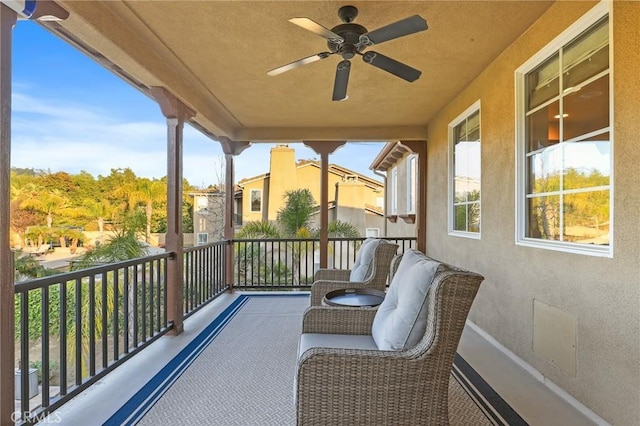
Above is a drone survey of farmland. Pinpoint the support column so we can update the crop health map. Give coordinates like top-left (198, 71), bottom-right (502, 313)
top-left (219, 137), bottom-right (250, 291)
top-left (304, 141), bottom-right (345, 268)
top-left (150, 87), bottom-right (194, 335)
top-left (400, 141), bottom-right (427, 254)
top-left (0, 6), bottom-right (16, 425)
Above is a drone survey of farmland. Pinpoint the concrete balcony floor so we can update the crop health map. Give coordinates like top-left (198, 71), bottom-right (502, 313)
top-left (44, 291), bottom-right (597, 426)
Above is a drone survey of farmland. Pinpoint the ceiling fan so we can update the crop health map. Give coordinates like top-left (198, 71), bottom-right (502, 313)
top-left (267, 5), bottom-right (428, 101)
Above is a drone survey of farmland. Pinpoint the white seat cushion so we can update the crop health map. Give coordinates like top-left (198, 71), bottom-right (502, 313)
top-left (349, 238), bottom-right (385, 282)
top-left (371, 249), bottom-right (442, 351)
top-left (298, 333), bottom-right (379, 359)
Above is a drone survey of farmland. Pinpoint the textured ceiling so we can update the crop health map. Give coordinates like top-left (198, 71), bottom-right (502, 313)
top-left (52, 1), bottom-right (554, 142)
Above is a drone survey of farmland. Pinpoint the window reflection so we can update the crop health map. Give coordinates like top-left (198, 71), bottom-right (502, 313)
top-left (527, 196), bottom-right (560, 240)
top-left (563, 191), bottom-right (609, 244)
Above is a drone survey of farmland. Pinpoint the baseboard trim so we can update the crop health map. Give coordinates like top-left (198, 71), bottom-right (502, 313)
top-left (465, 320), bottom-right (611, 426)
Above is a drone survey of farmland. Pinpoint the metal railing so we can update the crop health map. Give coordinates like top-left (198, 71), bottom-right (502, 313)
top-left (11, 236), bottom-right (414, 423)
top-left (233, 237), bottom-right (416, 289)
top-left (13, 253), bottom-right (171, 425)
top-left (183, 241), bottom-right (228, 318)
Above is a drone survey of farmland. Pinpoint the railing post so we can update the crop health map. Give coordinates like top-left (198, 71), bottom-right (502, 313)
top-left (303, 141), bottom-right (346, 268)
top-left (219, 138), bottom-right (250, 291)
top-left (151, 87), bottom-right (195, 335)
top-left (0, 5), bottom-right (16, 425)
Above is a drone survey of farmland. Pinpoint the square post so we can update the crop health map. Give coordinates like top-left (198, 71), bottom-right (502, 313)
top-left (304, 141), bottom-right (345, 268)
top-left (219, 138), bottom-right (250, 291)
top-left (0, 6), bottom-right (16, 425)
top-left (150, 87), bottom-right (194, 335)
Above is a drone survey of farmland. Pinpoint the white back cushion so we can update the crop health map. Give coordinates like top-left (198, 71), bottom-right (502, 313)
top-left (371, 249), bottom-right (441, 351)
top-left (349, 238), bottom-right (383, 282)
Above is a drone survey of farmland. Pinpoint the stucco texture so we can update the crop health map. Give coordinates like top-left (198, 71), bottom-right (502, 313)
top-left (425, 2), bottom-right (639, 424)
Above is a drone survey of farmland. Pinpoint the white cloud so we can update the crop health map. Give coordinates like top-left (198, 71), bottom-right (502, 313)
top-left (10, 91), bottom-right (386, 188)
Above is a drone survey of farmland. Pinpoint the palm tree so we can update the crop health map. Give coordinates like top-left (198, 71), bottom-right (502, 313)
top-left (18, 184), bottom-right (70, 228)
top-left (83, 198), bottom-right (116, 235)
top-left (277, 189), bottom-right (315, 236)
top-left (127, 179), bottom-right (167, 243)
top-left (69, 229), bottom-right (147, 376)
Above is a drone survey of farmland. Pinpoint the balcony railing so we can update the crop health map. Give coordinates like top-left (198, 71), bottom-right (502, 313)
top-left (12, 236), bottom-right (413, 423)
top-left (183, 241), bottom-right (228, 318)
top-left (233, 237), bottom-right (416, 289)
top-left (14, 253), bottom-right (171, 424)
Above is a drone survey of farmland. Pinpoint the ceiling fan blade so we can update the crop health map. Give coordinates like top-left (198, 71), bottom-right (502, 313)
top-left (362, 51), bottom-right (422, 82)
top-left (360, 15), bottom-right (428, 46)
top-left (332, 60), bottom-right (351, 101)
top-left (267, 52), bottom-right (332, 76)
top-left (289, 17), bottom-right (344, 43)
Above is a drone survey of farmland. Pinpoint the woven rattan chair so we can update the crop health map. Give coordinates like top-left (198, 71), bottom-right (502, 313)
top-left (309, 240), bottom-right (399, 306)
top-left (296, 252), bottom-right (484, 425)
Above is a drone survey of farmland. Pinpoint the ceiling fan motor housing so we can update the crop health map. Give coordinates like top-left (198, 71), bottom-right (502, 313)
top-left (328, 23), bottom-right (368, 59)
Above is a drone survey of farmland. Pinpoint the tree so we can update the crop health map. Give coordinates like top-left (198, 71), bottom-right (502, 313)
top-left (117, 178), bottom-right (167, 243)
top-left (18, 184), bottom-right (70, 228)
top-left (82, 198), bottom-right (116, 235)
top-left (277, 189), bottom-right (315, 236)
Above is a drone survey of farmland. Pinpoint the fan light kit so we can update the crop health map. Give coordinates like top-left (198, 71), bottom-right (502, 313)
top-left (268, 5), bottom-right (428, 101)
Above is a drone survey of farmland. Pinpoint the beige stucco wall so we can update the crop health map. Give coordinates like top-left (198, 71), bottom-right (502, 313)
top-left (425, 2), bottom-right (639, 424)
top-left (241, 179), bottom-right (266, 223)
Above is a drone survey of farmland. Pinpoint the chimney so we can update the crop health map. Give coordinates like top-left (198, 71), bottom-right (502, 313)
top-left (268, 144), bottom-right (298, 221)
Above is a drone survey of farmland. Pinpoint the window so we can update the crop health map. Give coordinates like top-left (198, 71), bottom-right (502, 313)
top-left (196, 233), bottom-right (208, 245)
top-left (250, 189), bottom-right (262, 213)
top-left (390, 167), bottom-right (398, 215)
top-left (449, 101), bottom-right (481, 237)
top-left (196, 196), bottom-right (208, 212)
top-left (365, 228), bottom-right (380, 238)
top-left (516, 5), bottom-right (610, 256)
top-left (406, 155), bottom-right (417, 214)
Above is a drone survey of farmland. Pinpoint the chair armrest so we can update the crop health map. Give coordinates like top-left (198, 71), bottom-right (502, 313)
top-left (314, 268), bottom-right (351, 281)
top-left (309, 280), bottom-right (370, 306)
top-left (302, 306), bottom-right (377, 335)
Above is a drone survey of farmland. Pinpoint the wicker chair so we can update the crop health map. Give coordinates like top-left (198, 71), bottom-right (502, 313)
top-left (309, 240), bottom-right (399, 306)
top-left (296, 252), bottom-right (484, 425)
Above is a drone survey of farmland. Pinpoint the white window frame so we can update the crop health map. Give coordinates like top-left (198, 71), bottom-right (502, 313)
top-left (406, 155), bottom-right (417, 214)
top-left (515, 1), bottom-right (612, 257)
top-left (365, 228), bottom-right (380, 238)
top-left (390, 166), bottom-right (398, 215)
top-left (196, 232), bottom-right (208, 245)
top-left (249, 189), bottom-right (262, 213)
top-left (448, 100), bottom-right (481, 239)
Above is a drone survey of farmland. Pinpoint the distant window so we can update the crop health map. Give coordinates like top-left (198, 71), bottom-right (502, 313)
top-left (406, 155), bottom-right (417, 213)
top-left (516, 7), bottom-right (611, 256)
top-left (365, 228), bottom-right (380, 238)
top-left (449, 102), bottom-right (481, 237)
top-left (196, 196), bottom-right (208, 210)
top-left (250, 189), bottom-right (262, 212)
top-left (196, 233), bottom-right (208, 245)
top-left (390, 167), bottom-right (398, 215)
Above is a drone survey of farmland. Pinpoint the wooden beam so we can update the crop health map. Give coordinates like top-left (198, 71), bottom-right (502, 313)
top-left (0, 6), bottom-right (17, 425)
top-left (399, 140), bottom-right (427, 254)
top-left (150, 87), bottom-right (194, 335)
top-left (303, 141), bottom-right (345, 268)
top-left (218, 137), bottom-right (250, 291)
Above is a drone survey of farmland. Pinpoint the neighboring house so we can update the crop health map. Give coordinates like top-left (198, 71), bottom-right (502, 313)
top-left (190, 189), bottom-right (225, 245)
top-left (370, 142), bottom-right (418, 238)
top-left (235, 145), bottom-right (384, 236)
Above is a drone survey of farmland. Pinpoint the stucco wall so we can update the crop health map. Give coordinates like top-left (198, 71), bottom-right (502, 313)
top-left (425, 1), bottom-right (639, 424)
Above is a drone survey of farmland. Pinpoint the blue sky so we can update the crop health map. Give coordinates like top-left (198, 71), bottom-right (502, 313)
top-left (11, 21), bottom-right (386, 188)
